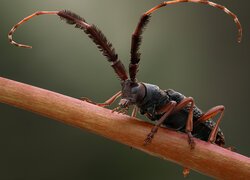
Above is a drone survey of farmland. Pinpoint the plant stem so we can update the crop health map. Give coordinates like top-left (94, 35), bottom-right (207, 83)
top-left (0, 77), bottom-right (249, 179)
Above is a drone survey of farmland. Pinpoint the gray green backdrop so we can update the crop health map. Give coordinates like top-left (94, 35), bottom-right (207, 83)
top-left (0, 0), bottom-right (249, 179)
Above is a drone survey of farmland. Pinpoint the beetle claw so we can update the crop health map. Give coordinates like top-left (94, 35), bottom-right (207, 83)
top-left (112, 106), bottom-right (129, 115)
top-left (112, 106), bottom-right (120, 113)
top-left (187, 132), bottom-right (195, 150)
top-left (80, 97), bottom-right (107, 107)
top-left (80, 97), bottom-right (97, 104)
top-left (144, 132), bottom-right (154, 146)
top-left (183, 167), bottom-right (190, 177)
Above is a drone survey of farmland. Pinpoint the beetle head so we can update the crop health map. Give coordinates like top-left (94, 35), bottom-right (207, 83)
top-left (119, 80), bottom-right (145, 108)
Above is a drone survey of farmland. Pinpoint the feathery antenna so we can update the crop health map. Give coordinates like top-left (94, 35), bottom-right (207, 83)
top-left (129, 0), bottom-right (242, 81)
top-left (8, 10), bottom-right (128, 81)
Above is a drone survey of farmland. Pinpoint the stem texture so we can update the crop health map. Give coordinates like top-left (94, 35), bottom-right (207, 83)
top-left (0, 77), bottom-right (249, 179)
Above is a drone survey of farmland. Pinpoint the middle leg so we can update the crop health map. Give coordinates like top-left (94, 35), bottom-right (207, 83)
top-left (174, 97), bottom-right (195, 149)
top-left (144, 101), bottom-right (177, 145)
top-left (173, 97), bottom-right (195, 177)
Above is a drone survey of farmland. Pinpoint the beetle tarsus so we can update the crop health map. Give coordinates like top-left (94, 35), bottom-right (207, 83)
top-left (187, 132), bottom-right (195, 150)
top-left (80, 97), bottom-right (97, 104)
top-left (183, 167), bottom-right (190, 178)
top-left (112, 105), bottom-right (129, 115)
top-left (144, 133), bottom-right (154, 146)
top-left (118, 107), bottom-right (129, 114)
top-left (80, 97), bottom-right (106, 107)
top-left (112, 106), bottom-right (120, 113)
top-left (144, 127), bottom-right (158, 146)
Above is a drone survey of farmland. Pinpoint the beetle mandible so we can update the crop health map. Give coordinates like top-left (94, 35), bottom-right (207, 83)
top-left (8, 0), bottom-right (242, 176)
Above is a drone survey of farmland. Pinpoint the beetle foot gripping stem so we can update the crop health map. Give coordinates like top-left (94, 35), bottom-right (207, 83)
top-left (144, 126), bottom-right (158, 146)
top-left (187, 132), bottom-right (195, 150)
top-left (80, 97), bottom-right (96, 103)
top-left (80, 97), bottom-right (98, 105)
top-left (144, 132), bottom-right (155, 145)
top-left (80, 97), bottom-right (106, 107)
top-left (183, 167), bottom-right (190, 178)
top-left (112, 106), bottom-right (129, 115)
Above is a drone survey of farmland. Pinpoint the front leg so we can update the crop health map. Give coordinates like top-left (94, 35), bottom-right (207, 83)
top-left (131, 106), bottom-right (138, 117)
top-left (80, 91), bottom-right (121, 107)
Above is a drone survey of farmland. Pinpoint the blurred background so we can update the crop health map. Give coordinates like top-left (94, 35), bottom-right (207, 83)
top-left (0, 0), bottom-right (249, 179)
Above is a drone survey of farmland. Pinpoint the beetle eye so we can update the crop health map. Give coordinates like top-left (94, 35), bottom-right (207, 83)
top-left (131, 86), bottom-right (138, 94)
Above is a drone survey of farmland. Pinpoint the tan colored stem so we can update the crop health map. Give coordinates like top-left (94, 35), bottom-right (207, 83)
top-left (0, 77), bottom-right (249, 179)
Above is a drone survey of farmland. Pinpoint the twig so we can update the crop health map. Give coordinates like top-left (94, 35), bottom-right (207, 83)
top-left (0, 76), bottom-right (249, 179)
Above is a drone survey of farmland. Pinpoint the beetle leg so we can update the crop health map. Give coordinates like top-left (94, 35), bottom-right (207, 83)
top-left (196, 105), bottom-right (225, 143)
top-left (173, 97), bottom-right (195, 176)
top-left (80, 91), bottom-right (121, 107)
top-left (112, 106), bottom-right (121, 113)
top-left (183, 167), bottom-right (190, 177)
top-left (112, 105), bottom-right (129, 115)
top-left (144, 101), bottom-right (176, 145)
top-left (117, 106), bottom-right (129, 114)
top-left (173, 97), bottom-right (195, 149)
top-left (131, 106), bottom-right (138, 117)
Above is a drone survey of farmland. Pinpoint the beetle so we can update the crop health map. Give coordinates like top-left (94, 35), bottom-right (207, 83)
top-left (8, 0), bottom-right (242, 176)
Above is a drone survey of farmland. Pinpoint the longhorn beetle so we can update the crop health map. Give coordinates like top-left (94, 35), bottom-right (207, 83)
top-left (8, 0), bottom-right (242, 176)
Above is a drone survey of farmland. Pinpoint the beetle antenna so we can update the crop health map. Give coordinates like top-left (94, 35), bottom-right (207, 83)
top-left (8, 10), bottom-right (128, 81)
top-left (129, 0), bottom-right (242, 81)
top-left (8, 11), bottom-right (59, 48)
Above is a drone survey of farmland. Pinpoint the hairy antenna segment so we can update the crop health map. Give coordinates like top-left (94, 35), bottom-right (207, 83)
top-left (129, 0), bottom-right (242, 81)
top-left (58, 10), bottom-right (118, 63)
top-left (145, 1), bottom-right (242, 43)
top-left (8, 10), bottom-right (128, 81)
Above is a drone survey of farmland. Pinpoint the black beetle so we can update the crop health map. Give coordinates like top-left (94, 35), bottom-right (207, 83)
top-left (8, 0), bottom-right (242, 176)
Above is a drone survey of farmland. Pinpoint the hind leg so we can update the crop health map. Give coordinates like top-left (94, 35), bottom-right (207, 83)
top-left (181, 106), bottom-right (225, 177)
top-left (196, 105), bottom-right (225, 143)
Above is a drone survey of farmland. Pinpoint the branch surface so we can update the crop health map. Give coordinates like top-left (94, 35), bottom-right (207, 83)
top-left (0, 77), bottom-right (249, 179)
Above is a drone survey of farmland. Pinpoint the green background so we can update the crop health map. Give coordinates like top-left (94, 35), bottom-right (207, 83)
top-left (0, 0), bottom-right (249, 179)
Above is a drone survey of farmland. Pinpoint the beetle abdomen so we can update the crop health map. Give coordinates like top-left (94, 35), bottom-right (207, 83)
top-left (193, 120), bottom-right (225, 146)
top-left (164, 89), bottom-right (225, 146)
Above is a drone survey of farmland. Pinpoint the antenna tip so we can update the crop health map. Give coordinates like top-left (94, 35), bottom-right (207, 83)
top-left (9, 39), bottom-right (33, 48)
top-left (15, 44), bottom-right (33, 49)
top-left (237, 36), bottom-right (242, 43)
top-left (23, 45), bottom-right (33, 49)
top-left (237, 29), bottom-right (242, 43)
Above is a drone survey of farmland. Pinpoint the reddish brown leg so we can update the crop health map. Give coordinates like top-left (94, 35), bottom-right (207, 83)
top-left (183, 167), bottom-right (190, 178)
top-left (174, 97), bottom-right (195, 149)
top-left (80, 91), bottom-right (121, 107)
top-left (181, 105), bottom-right (224, 177)
top-left (144, 101), bottom-right (177, 145)
top-left (131, 106), bottom-right (138, 117)
top-left (196, 105), bottom-right (225, 143)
